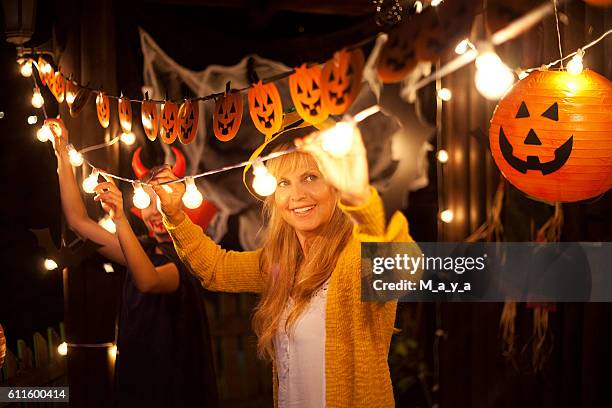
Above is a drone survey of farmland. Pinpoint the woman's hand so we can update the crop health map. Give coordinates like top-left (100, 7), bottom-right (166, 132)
top-left (45, 118), bottom-right (69, 158)
top-left (297, 123), bottom-right (371, 206)
top-left (93, 175), bottom-right (126, 222)
top-left (150, 168), bottom-right (186, 224)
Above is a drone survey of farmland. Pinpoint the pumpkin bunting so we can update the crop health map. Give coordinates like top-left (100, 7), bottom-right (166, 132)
top-left (248, 81), bottom-right (283, 137)
top-left (213, 91), bottom-right (243, 141)
top-left (141, 98), bottom-right (159, 141)
top-left (118, 95), bottom-right (133, 133)
top-left (65, 79), bottom-right (78, 109)
top-left (159, 101), bottom-right (179, 144)
top-left (378, 19), bottom-right (421, 83)
top-left (489, 69), bottom-right (612, 203)
top-left (96, 92), bottom-right (110, 129)
top-left (178, 99), bottom-right (199, 144)
top-left (321, 49), bottom-right (365, 114)
top-left (50, 72), bottom-right (65, 103)
top-left (289, 64), bottom-right (329, 124)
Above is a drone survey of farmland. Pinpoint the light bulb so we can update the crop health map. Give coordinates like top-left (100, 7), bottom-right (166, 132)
top-left (109, 344), bottom-right (118, 359)
top-left (436, 149), bottom-right (449, 163)
top-left (437, 88), bottom-right (452, 101)
top-left (20, 60), bottom-right (33, 77)
top-left (320, 121), bottom-right (355, 157)
top-left (42, 62), bottom-right (52, 74)
top-left (252, 162), bottom-right (277, 197)
top-left (474, 51), bottom-right (514, 100)
top-left (82, 169), bottom-right (99, 194)
top-left (566, 49), bottom-right (584, 75)
top-left (120, 132), bottom-right (136, 145)
top-left (440, 209), bottom-right (454, 223)
top-left (132, 182), bottom-right (151, 209)
top-left (66, 90), bottom-right (76, 105)
top-left (27, 115), bottom-right (38, 125)
top-left (67, 145), bottom-right (84, 167)
top-left (44, 258), bottom-right (58, 270)
top-left (36, 125), bottom-right (53, 142)
top-left (57, 342), bottom-right (68, 356)
top-left (431, 0), bottom-right (443, 6)
top-left (455, 39), bottom-right (469, 55)
top-left (182, 177), bottom-right (204, 209)
top-left (31, 88), bottom-right (44, 108)
top-left (413, 1), bottom-right (423, 13)
top-left (98, 215), bottom-right (116, 233)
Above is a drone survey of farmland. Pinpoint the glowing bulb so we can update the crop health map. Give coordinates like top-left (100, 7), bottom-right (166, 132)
top-left (182, 177), bottom-right (204, 209)
top-left (436, 149), bottom-right (449, 163)
top-left (27, 115), bottom-right (38, 125)
top-left (566, 49), bottom-right (584, 75)
top-left (66, 90), bottom-right (76, 105)
top-left (440, 209), bottom-right (454, 223)
top-left (431, 0), bottom-right (443, 6)
top-left (474, 51), bottom-right (514, 100)
top-left (57, 342), bottom-right (68, 356)
top-left (437, 88), bottom-right (452, 101)
top-left (120, 132), bottom-right (136, 145)
top-left (98, 215), bottom-right (116, 233)
top-left (320, 121), bottom-right (355, 157)
top-left (36, 125), bottom-right (53, 142)
top-left (132, 182), bottom-right (151, 209)
top-left (44, 258), bottom-right (58, 270)
top-left (455, 39), bottom-right (469, 55)
top-left (252, 162), bottom-right (277, 197)
top-left (82, 169), bottom-right (99, 194)
top-left (42, 62), bottom-right (52, 75)
top-left (414, 0), bottom-right (423, 13)
top-left (518, 70), bottom-right (529, 80)
top-left (67, 145), bottom-right (84, 167)
top-left (31, 88), bottom-right (44, 108)
top-left (109, 344), bottom-right (117, 359)
top-left (20, 60), bottom-right (33, 77)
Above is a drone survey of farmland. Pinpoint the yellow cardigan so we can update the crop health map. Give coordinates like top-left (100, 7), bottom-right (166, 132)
top-left (163, 188), bottom-right (414, 407)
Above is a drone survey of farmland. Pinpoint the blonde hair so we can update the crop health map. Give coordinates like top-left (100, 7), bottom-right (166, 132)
top-left (252, 145), bottom-right (354, 360)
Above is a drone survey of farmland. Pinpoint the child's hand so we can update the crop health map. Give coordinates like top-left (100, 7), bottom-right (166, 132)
top-left (94, 175), bottom-right (126, 222)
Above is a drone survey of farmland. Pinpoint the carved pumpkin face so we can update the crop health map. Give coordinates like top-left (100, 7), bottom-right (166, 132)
top-left (51, 72), bottom-right (65, 103)
top-left (289, 64), bottom-right (329, 124)
top-left (489, 69), bottom-right (612, 202)
top-left (118, 96), bottom-right (132, 133)
top-left (141, 100), bottom-right (159, 141)
top-left (178, 100), bottom-right (199, 144)
top-left (321, 49), bottom-right (364, 114)
top-left (213, 91), bottom-right (243, 141)
top-left (378, 20), bottom-right (420, 83)
top-left (96, 92), bottom-right (110, 129)
top-left (248, 81), bottom-right (283, 137)
top-left (160, 101), bottom-right (179, 144)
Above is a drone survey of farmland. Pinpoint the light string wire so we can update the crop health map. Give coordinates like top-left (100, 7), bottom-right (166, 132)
top-left (553, 0), bottom-right (564, 70)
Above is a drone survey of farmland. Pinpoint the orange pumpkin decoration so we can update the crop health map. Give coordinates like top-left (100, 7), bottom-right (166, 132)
top-left (489, 69), bottom-right (612, 203)
top-left (378, 19), bottom-right (421, 83)
top-left (160, 101), bottom-right (179, 144)
top-left (213, 91), bottom-right (243, 141)
top-left (248, 81), bottom-right (283, 137)
top-left (321, 49), bottom-right (364, 114)
top-left (118, 95), bottom-right (132, 133)
top-left (96, 92), bottom-right (110, 129)
top-left (178, 99), bottom-right (199, 144)
top-left (289, 64), bottom-right (329, 124)
top-left (51, 72), bottom-right (65, 103)
top-left (0, 323), bottom-right (5, 368)
top-left (65, 80), bottom-right (78, 109)
top-left (141, 99), bottom-right (159, 141)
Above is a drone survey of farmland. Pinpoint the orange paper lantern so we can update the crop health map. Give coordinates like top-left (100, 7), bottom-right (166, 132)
top-left (160, 101), bottom-right (179, 144)
top-left (289, 64), bottom-right (329, 124)
top-left (118, 95), bottom-right (132, 133)
top-left (321, 48), bottom-right (364, 115)
top-left (248, 81), bottom-right (283, 137)
top-left (96, 92), bottom-right (110, 129)
top-left (177, 99), bottom-right (199, 144)
top-left (141, 99), bottom-right (159, 141)
top-left (489, 69), bottom-right (612, 202)
top-left (213, 91), bottom-right (243, 141)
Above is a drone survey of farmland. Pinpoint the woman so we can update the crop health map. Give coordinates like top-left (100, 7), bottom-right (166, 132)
top-left (153, 126), bottom-right (417, 407)
top-left (47, 118), bottom-right (218, 407)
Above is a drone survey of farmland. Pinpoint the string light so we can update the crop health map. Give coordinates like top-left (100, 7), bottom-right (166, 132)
top-left (82, 169), bottom-right (100, 194)
top-left (252, 161), bottom-right (277, 197)
top-left (437, 88), bottom-right (452, 101)
top-left (320, 121), bottom-right (355, 157)
top-left (31, 87), bottom-right (44, 108)
top-left (182, 177), bottom-right (204, 209)
top-left (36, 125), bottom-right (53, 142)
top-left (518, 70), bottom-right (529, 80)
top-left (44, 258), bottom-right (59, 270)
top-left (440, 209), bottom-right (454, 223)
top-left (98, 215), bottom-right (116, 233)
top-left (566, 48), bottom-right (584, 75)
top-left (20, 60), bottom-right (33, 77)
top-left (414, 1), bottom-right (423, 13)
top-left (431, 0), bottom-right (443, 7)
top-left (27, 115), bottom-right (38, 125)
top-left (57, 342), bottom-right (68, 356)
top-left (455, 39), bottom-right (470, 55)
top-left (436, 149), bottom-right (449, 163)
top-left (120, 132), bottom-right (136, 145)
top-left (109, 344), bottom-right (118, 359)
top-left (41, 61), bottom-right (52, 75)
top-left (66, 88), bottom-right (76, 105)
top-left (132, 182), bottom-right (151, 209)
top-left (474, 48), bottom-right (515, 100)
top-left (67, 144), bottom-right (84, 167)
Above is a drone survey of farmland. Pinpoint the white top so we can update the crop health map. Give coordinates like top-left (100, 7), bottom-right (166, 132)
top-left (274, 280), bottom-right (330, 408)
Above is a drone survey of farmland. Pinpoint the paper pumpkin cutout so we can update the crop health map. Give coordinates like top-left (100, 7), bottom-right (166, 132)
top-left (141, 99), bottom-right (159, 141)
top-left (159, 101), bottom-right (179, 144)
top-left (489, 69), bottom-right (612, 202)
top-left (96, 92), bottom-right (110, 129)
top-left (248, 81), bottom-right (283, 137)
top-left (51, 72), bottom-right (65, 103)
top-left (378, 20), bottom-right (421, 83)
top-left (289, 64), bottom-right (329, 124)
top-left (321, 48), bottom-right (364, 114)
top-left (178, 99), bottom-right (199, 144)
top-left (213, 91), bottom-right (243, 141)
top-left (118, 95), bottom-right (132, 133)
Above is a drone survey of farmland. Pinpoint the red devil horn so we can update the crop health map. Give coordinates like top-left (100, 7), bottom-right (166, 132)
top-left (131, 147), bottom-right (151, 180)
top-left (171, 147), bottom-right (186, 178)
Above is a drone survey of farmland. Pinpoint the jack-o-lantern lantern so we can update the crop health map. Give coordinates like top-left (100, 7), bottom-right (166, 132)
top-left (96, 92), bottom-right (110, 129)
top-left (489, 69), bottom-right (612, 203)
top-left (248, 81), bottom-right (283, 137)
top-left (178, 99), bottom-right (199, 144)
top-left (378, 19), bottom-right (420, 83)
top-left (0, 323), bottom-right (5, 368)
top-left (289, 64), bottom-right (329, 124)
top-left (51, 72), bottom-right (65, 103)
top-left (118, 95), bottom-right (132, 133)
top-left (141, 99), bottom-right (159, 141)
top-left (213, 91), bottom-right (243, 141)
top-left (160, 101), bottom-right (179, 144)
top-left (321, 48), bottom-right (364, 114)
